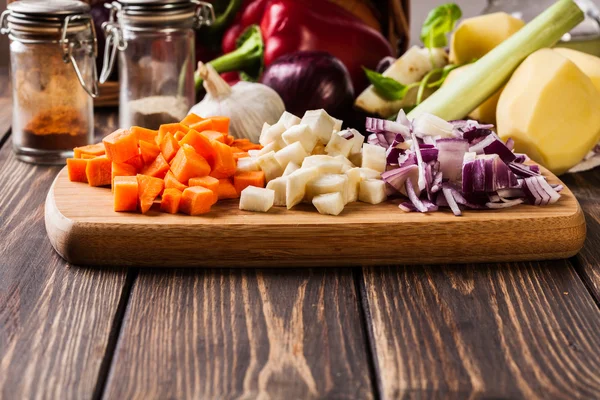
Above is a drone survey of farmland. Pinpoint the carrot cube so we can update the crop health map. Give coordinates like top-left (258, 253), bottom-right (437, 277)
top-left (67, 158), bottom-right (89, 183)
top-left (181, 113), bottom-right (204, 126)
top-left (113, 176), bottom-right (139, 212)
top-left (74, 143), bottom-right (105, 159)
top-left (103, 129), bottom-right (139, 163)
top-left (189, 119), bottom-right (213, 132)
top-left (209, 140), bottom-right (236, 179)
top-left (159, 132), bottom-right (181, 162)
top-left (200, 130), bottom-right (226, 143)
top-left (217, 178), bottom-right (239, 200)
top-left (234, 170), bottom-right (266, 193)
top-left (179, 129), bottom-right (216, 168)
top-left (85, 155), bottom-right (112, 187)
top-left (164, 170), bottom-right (188, 192)
top-left (174, 130), bottom-right (186, 141)
top-left (180, 186), bottom-right (214, 216)
top-left (160, 188), bottom-right (182, 214)
top-left (141, 153), bottom-right (170, 179)
top-left (189, 176), bottom-right (219, 204)
top-left (158, 123), bottom-right (189, 145)
top-left (111, 162), bottom-right (137, 191)
top-left (137, 174), bottom-right (165, 214)
top-left (80, 154), bottom-right (97, 160)
top-left (225, 135), bottom-right (235, 146)
top-left (232, 139), bottom-right (262, 152)
top-left (170, 144), bottom-right (211, 184)
top-left (139, 140), bottom-right (160, 165)
top-left (210, 116), bottom-right (230, 134)
top-left (124, 153), bottom-right (145, 172)
top-left (131, 126), bottom-right (158, 143)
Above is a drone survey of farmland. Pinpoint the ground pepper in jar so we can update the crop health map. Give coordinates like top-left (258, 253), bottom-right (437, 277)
top-left (22, 106), bottom-right (90, 151)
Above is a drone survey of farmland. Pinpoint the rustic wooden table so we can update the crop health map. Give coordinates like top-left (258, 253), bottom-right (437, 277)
top-left (2, 71), bottom-right (600, 400)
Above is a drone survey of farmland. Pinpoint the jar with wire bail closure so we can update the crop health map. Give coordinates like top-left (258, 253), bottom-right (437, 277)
top-left (1, 0), bottom-right (99, 165)
top-left (100, 0), bottom-right (214, 130)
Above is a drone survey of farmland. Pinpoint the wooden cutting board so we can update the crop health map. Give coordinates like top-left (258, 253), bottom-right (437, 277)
top-left (45, 167), bottom-right (586, 267)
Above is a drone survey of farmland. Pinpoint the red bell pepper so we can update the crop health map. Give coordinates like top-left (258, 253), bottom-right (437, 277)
top-left (222, 0), bottom-right (393, 92)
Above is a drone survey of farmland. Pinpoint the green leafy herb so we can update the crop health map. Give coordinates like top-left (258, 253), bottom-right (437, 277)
top-left (420, 3), bottom-right (462, 49)
top-left (363, 67), bottom-right (418, 101)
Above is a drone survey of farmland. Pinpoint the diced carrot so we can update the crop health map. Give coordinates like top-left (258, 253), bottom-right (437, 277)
top-left (179, 186), bottom-right (214, 215)
top-left (225, 135), bottom-right (235, 146)
top-left (233, 152), bottom-right (250, 161)
top-left (131, 126), bottom-right (158, 143)
top-left (231, 146), bottom-right (245, 154)
top-left (181, 113), bottom-right (204, 126)
top-left (164, 170), bottom-right (188, 192)
top-left (139, 140), bottom-right (161, 165)
top-left (103, 129), bottom-right (139, 163)
top-left (189, 119), bottom-right (213, 132)
top-left (137, 174), bottom-right (165, 214)
top-left (67, 158), bottom-right (89, 183)
top-left (189, 176), bottom-right (219, 204)
top-left (210, 116), bottom-right (230, 134)
top-left (170, 144), bottom-right (211, 184)
top-left (159, 132), bottom-right (181, 162)
top-left (141, 153), bottom-right (170, 179)
top-left (232, 139), bottom-right (262, 152)
top-left (200, 130), bottom-right (226, 143)
top-left (111, 162), bottom-right (137, 191)
top-left (158, 123), bottom-right (189, 145)
top-left (217, 178), bottom-right (239, 200)
top-left (234, 170), bottom-right (265, 193)
top-left (160, 188), bottom-right (182, 214)
top-left (113, 176), bottom-right (139, 212)
top-left (80, 154), bottom-right (98, 160)
top-left (209, 140), bottom-right (236, 179)
top-left (174, 130), bottom-right (186, 141)
top-left (124, 153), bottom-right (145, 172)
top-left (74, 143), bottom-right (105, 159)
top-left (178, 129), bottom-right (216, 168)
top-left (85, 155), bottom-right (112, 187)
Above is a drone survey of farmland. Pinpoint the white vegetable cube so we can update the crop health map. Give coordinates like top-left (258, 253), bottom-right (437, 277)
top-left (248, 149), bottom-right (261, 158)
top-left (302, 155), bottom-right (334, 167)
top-left (236, 157), bottom-right (260, 172)
top-left (266, 176), bottom-right (288, 206)
top-left (256, 141), bottom-right (280, 157)
top-left (256, 151), bottom-right (283, 182)
top-left (300, 109), bottom-right (335, 144)
top-left (311, 143), bottom-right (326, 155)
top-left (305, 174), bottom-right (348, 202)
top-left (333, 154), bottom-right (355, 168)
top-left (278, 111), bottom-right (302, 129)
top-left (332, 117), bottom-right (343, 133)
top-left (274, 142), bottom-right (309, 170)
top-left (362, 143), bottom-right (386, 173)
top-left (259, 121), bottom-right (286, 146)
top-left (348, 129), bottom-right (365, 155)
top-left (325, 131), bottom-right (354, 157)
top-left (359, 179), bottom-right (387, 205)
top-left (286, 167), bottom-right (319, 209)
top-left (317, 162), bottom-right (344, 175)
top-left (313, 192), bottom-right (345, 216)
top-left (345, 167), bottom-right (361, 203)
top-left (283, 162), bottom-right (300, 176)
top-left (239, 186), bottom-right (275, 212)
top-left (359, 167), bottom-right (383, 180)
top-left (281, 124), bottom-right (318, 153)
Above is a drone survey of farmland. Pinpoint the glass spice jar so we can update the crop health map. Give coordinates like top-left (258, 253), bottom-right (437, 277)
top-left (100, 0), bottom-right (214, 130)
top-left (1, 0), bottom-right (98, 165)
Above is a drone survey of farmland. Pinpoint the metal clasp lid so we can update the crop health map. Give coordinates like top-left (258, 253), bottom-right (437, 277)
top-left (0, 10), bottom-right (9, 35)
top-left (60, 15), bottom-right (99, 98)
top-left (99, 2), bottom-right (126, 84)
top-left (192, 1), bottom-right (215, 29)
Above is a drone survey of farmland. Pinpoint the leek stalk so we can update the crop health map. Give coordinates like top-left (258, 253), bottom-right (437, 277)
top-left (408, 0), bottom-right (584, 121)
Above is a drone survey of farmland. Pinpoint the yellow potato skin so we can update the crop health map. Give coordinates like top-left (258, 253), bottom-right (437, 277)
top-left (450, 12), bottom-right (525, 65)
top-left (497, 49), bottom-right (600, 175)
top-left (554, 47), bottom-right (600, 92)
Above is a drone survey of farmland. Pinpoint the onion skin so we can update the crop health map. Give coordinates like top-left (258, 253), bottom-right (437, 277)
top-left (260, 51), bottom-right (355, 121)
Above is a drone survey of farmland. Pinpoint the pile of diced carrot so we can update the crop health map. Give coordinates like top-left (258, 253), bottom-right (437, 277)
top-left (66, 114), bottom-right (266, 215)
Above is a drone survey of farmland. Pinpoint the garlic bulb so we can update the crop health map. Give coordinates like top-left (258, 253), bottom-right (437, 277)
top-left (189, 63), bottom-right (285, 142)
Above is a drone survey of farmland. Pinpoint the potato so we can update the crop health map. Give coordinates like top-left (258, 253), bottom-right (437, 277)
top-left (443, 65), bottom-right (503, 124)
top-left (554, 47), bottom-right (600, 92)
top-left (449, 12), bottom-right (525, 65)
top-left (497, 49), bottom-right (600, 175)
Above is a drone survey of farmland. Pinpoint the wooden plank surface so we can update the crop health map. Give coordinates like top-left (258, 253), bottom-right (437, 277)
top-left (45, 166), bottom-right (585, 267)
top-left (362, 261), bottom-right (600, 399)
top-left (103, 268), bottom-right (374, 399)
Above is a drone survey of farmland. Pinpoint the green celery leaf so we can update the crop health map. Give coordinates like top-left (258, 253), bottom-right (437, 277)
top-left (363, 67), bottom-right (411, 101)
top-left (420, 3), bottom-right (462, 49)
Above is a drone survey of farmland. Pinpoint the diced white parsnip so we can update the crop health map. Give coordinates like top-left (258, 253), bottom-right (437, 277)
top-left (239, 186), bottom-right (275, 212)
top-left (359, 179), bottom-right (387, 204)
top-left (248, 149), bottom-right (261, 158)
top-left (333, 154), bottom-right (355, 168)
top-left (256, 151), bottom-right (283, 182)
top-left (255, 140), bottom-right (280, 156)
top-left (281, 124), bottom-right (318, 153)
top-left (282, 162), bottom-right (300, 176)
top-left (266, 176), bottom-right (288, 206)
top-left (302, 155), bottom-right (335, 168)
top-left (362, 143), bottom-right (386, 172)
top-left (412, 113), bottom-right (454, 138)
top-left (359, 167), bottom-right (383, 180)
top-left (346, 129), bottom-right (366, 155)
top-left (349, 152), bottom-right (362, 168)
top-left (261, 122), bottom-right (270, 136)
top-left (286, 167), bottom-right (319, 209)
top-left (332, 117), bottom-right (343, 132)
top-left (305, 174), bottom-right (348, 201)
top-left (236, 157), bottom-right (260, 172)
top-left (345, 167), bottom-right (361, 204)
top-left (259, 121), bottom-right (286, 146)
top-left (312, 192), bottom-right (345, 216)
top-left (278, 111), bottom-right (302, 129)
top-left (274, 141), bottom-right (309, 170)
top-left (311, 143), bottom-right (326, 155)
top-left (300, 109), bottom-right (335, 144)
top-left (317, 162), bottom-right (344, 175)
top-left (325, 131), bottom-right (354, 157)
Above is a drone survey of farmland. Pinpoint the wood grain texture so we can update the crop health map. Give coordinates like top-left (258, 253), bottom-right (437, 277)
top-left (45, 167), bottom-right (585, 267)
top-left (103, 268), bottom-right (374, 399)
top-left (362, 261), bottom-right (600, 399)
top-left (0, 67), bottom-right (12, 142)
top-left (0, 137), bottom-right (129, 399)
